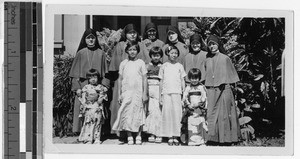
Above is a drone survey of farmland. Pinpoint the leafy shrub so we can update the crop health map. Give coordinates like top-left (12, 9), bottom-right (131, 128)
top-left (53, 55), bottom-right (75, 137)
top-left (190, 17), bottom-right (285, 143)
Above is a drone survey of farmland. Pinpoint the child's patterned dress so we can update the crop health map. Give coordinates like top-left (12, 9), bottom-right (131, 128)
top-left (144, 62), bottom-right (162, 137)
top-left (78, 84), bottom-right (107, 144)
top-left (182, 84), bottom-right (208, 146)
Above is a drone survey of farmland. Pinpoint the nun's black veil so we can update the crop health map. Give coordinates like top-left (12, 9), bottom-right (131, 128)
top-left (77, 28), bottom-right (101, 52)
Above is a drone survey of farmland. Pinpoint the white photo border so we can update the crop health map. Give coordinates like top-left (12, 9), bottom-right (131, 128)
top-left (44, 3), bottom-right (294, 156)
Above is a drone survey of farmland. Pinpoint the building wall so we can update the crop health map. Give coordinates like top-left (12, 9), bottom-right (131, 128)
top-left (54, 15), bottom-right (86, 57)
top-left (64, 15), bottom-right (86, 56)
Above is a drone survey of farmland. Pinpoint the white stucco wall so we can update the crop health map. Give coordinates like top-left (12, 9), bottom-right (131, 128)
top-left (54, 15), bottom-right (85, 57)
top-left (64, 15), bottom-right (85, 57)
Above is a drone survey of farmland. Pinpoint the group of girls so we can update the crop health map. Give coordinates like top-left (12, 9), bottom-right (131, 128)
top-left (68, 22), bottom-right (241, 146)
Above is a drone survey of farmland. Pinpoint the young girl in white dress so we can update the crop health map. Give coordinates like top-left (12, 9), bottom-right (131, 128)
top-left (159, 45), bottom-right (186, 146)
top-left (112, 42), bottom-right (148, 145)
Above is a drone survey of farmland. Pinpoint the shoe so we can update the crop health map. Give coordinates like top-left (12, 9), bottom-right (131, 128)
top-left (93, 140), bottom-right (102, 144)
top-left (85, 141), bottom-right (92, 144)
top-left (148, 136), bottom-right (155, 142)
top-left (173, 139), bottom-right (180, 146)
top-left (168, 138), bottom-right (174, 146)
top-left (188, 142), bottom-right (199, 146)
top-left (128, 137), bottom-right (134, 145)
top-left (135, 136), bottom-right (142, 145)
top-left (155, 137), bottom-right (162, 143)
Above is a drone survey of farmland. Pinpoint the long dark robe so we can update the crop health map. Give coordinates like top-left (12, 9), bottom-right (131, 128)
top-left (202, 52), bottom-right (241, 143)
top-left (137, 39), bottom-right (164, 64)
top-left (69, 47), bottom-right (108, 133)
top-left (69, 48), bottom-right (107, 80)
top-left (183, 51), bottom-right (207, 82)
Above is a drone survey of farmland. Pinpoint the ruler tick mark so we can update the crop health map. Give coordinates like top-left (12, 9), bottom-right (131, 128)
top-left (8, 140), bottom-right (18, 142)
top-left (8, 84), bottom-right (18, 86)
top-left (8, 112), bottom-right (19, 114)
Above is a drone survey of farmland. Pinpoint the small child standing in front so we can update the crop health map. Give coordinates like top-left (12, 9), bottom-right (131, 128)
top-left (112, 42), bottom-right (148, 145)
top-left (159, 45), bottom-right (186, 146)
top-left (182, 68), bottom-right (208, 146)
top-left (77, 69), bottom-right (108, 144)
top-left (144, 46), bottom-right (163, 143)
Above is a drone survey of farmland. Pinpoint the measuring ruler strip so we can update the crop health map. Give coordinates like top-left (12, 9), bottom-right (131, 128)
top-left (25, 2), bottom-right (33, 158)
top-left (32, 2), bottom-right (37, 159)
top-left (4, 2), bottom-right (21, 159)
top-left (36, 3), bottom-right (43, 159)
top-left (20, 2), bottom-right (26, 159)
top-left (4, 2), bottom-right (43, 159)
top-left (31, 2), bottom-right (45, 159)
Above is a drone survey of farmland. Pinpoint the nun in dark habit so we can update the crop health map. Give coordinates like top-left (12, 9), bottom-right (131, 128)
top-left (202, 35), bottom-right (241, 145)
top-left (69, 28), bottom-right (109, 134)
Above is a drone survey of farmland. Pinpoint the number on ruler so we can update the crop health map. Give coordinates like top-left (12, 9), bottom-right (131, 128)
top-left (10, 3), bottom-right (17, 25)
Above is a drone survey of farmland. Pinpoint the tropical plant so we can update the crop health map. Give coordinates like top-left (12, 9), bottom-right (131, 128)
top-left (96, 28), bottom-right (123, 63)
top-left (234, 18), bottom-right (285, 138)
top-left (239, 116), bottom-right (255, 142)
top-left (193, 17), bottom-right (219, 38)
top-left (53, 55), bottom-right (75, 137)
top-left (191, 17), bottom-right (285, 143)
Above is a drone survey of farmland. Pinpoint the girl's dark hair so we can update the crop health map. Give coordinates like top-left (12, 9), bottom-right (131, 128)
top-left (149, 46), bottom-right (163, 58)
top-left (125, 41), bottom-right (140, 53)
top-left (165, 45), bottom-right (180, 57)
top-left (188, 68), bottom-right (201, 80)
top-left (86, 69), bottom-right (100, 80)
top-left (119, 23), bottom-right (141, 42)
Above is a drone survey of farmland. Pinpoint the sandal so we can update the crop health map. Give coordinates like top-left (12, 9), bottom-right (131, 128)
top-left (127, 136), bottom-right (134, 145)
top-left (168, 138), bottom-right (174, 146)
top-left (148, 135), bottom-right (155, 142)
top-left (93, 140), bottom-right (102, 144)
top-left (135, 136), bottom-right (142, 145)
top-left (155, 137), bottom-right (162, 143)
top-left (85, 141), bottom-right (92, 144)
top-left (173, 138), bottom-right (180, 146)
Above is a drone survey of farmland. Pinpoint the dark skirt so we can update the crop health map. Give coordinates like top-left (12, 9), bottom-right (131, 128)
top-left (71, 79), bottom-right (88, 133)
top-left (206, 84), bottom-right (241, 143)
top-left (110, 80), bottom-right (120, 134)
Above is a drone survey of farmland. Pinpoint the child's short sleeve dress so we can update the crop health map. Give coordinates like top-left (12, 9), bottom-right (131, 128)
top-left (112, 59), bottom-right (147, 132)
top-left (159, 62), bottom-right (186, 94)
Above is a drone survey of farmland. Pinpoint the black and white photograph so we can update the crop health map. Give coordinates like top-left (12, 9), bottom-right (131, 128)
top-left (43, 2), bottom-right (294, 156)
